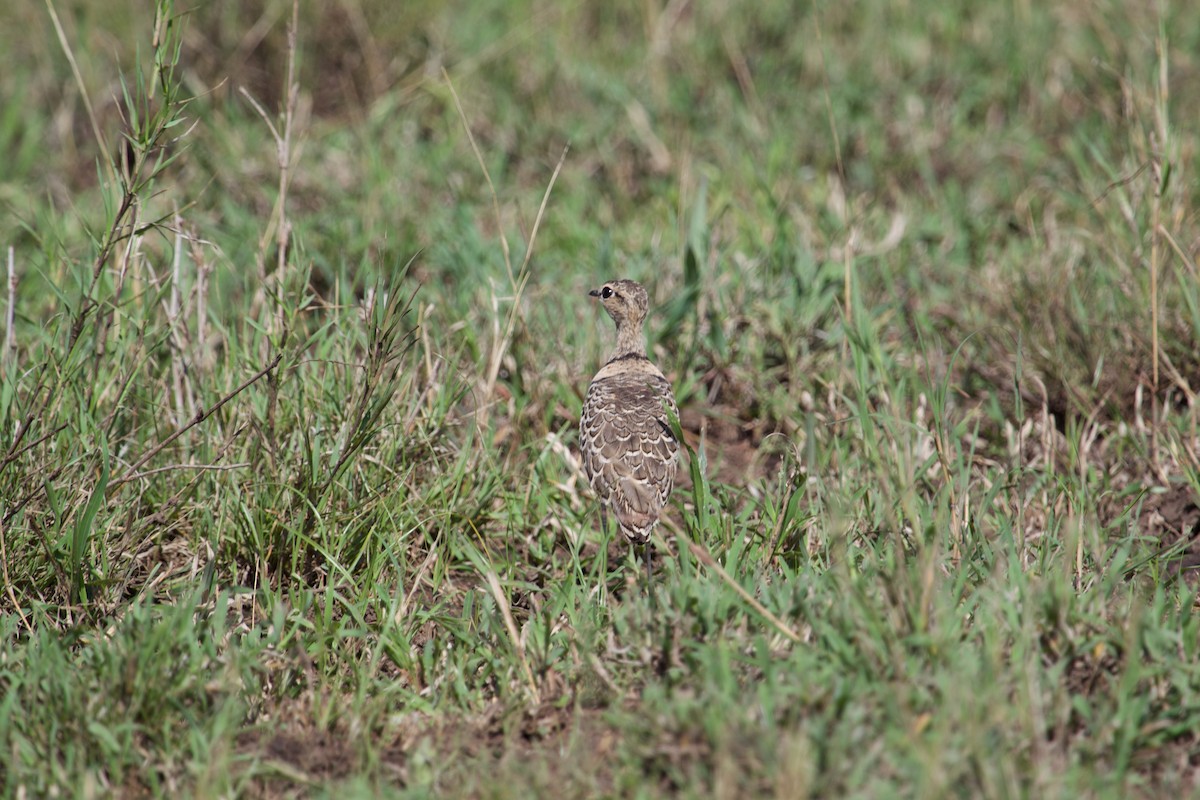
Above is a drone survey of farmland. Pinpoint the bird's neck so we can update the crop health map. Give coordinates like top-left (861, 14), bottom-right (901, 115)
top-left (610, 322), bottom-right (646, 361)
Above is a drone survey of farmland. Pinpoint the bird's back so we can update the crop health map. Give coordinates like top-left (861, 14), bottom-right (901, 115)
top-left (581, 355), bottom-right (679, 543)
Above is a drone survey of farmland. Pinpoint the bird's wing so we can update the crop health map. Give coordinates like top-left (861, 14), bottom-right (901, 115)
top-left (581, 373), bottom-right (679, 542)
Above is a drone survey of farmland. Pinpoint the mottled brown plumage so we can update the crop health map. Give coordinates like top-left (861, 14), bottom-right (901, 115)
top-left (580, 280), bottom-right (679, 546)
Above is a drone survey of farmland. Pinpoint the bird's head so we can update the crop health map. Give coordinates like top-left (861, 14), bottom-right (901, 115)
top-left (588, 279), bottom-right (648, 328)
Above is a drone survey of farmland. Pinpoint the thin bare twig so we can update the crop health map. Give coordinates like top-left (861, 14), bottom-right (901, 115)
top-left (521, 145), bottom-right (568, 278)
top-left (0, 513), bottom-right (34, 632)
top-left (670, 522), bottom-right (803, 644)
top-left (397, 532), bottom-right (442, 622)
top-left (1157, 223), bottom-right (1199, 280)
top-left (1, 424), bottom-right (70, 470)
top-left (443, 67), bottom-right (512, 283)
top-left (483, 568), bottom-right (540, 702)
top-left (445, 71), bottom-right (568, 432)
top-left (45, 0), bottom-right (115, 186)
top-left (477, 146), bottom-right (569, 428)
top-left (121, 461), bottom-right (251, 482)
top-left (1089, 160), bottom-right (1151, 208)
top-left (113, 354), bottom-right (281, 486)
top-left (238, 88), bottom-right (282, 143)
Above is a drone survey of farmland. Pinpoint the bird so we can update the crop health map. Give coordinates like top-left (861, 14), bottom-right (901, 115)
top-left (580, 279), bottom-right (679, 585)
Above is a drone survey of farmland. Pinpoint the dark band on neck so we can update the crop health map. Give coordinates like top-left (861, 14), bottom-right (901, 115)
top-left (606, 352), bottom-right (650, 365)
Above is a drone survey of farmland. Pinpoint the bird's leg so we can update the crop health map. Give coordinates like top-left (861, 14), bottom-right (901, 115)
top-left (600, 503), bottom-right (609, 538)
top-left (644, 540), bottom-right (656, 612)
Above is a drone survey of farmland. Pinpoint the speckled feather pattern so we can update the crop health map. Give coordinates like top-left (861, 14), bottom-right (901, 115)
top-left (581, 280), bottom-right (679, 544)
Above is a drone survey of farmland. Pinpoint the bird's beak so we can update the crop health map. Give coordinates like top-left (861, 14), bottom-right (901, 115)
top-left (588, 289), bottom-right (601, 297)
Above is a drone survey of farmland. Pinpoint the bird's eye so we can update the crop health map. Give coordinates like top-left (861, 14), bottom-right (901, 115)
top-left (601, 286), bottom-right (614, 299)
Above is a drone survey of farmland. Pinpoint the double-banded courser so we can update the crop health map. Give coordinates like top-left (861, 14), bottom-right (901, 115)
top-left (580, 280), bottom-right (679, 578)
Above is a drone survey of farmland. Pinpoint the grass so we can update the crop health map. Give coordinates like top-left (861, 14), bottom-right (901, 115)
top-left (2, 0), bottom-right (1200, 796)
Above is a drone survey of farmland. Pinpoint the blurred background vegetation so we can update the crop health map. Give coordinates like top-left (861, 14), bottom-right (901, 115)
top-left (5, 0), bottom-right (1198, 421)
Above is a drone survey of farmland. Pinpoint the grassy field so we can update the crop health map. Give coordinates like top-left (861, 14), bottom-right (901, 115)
top-left (3, 0), bottom-right (1200, 796)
